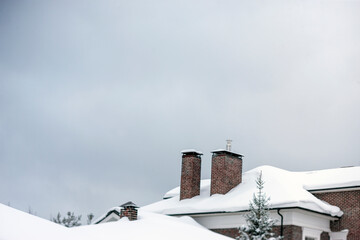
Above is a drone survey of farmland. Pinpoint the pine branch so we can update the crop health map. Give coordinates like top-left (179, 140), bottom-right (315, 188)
top-left (238, 171), bottom-right (281, 240)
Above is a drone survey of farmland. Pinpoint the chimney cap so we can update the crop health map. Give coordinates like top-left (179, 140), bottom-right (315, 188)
top-left (181, 149), bottom-right (203, 155)
top-left (211, 149), bottom-right (243, 158)
top-left (120, 201), bottom-right (139, 208)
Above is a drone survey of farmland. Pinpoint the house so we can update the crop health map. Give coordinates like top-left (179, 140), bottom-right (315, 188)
top-left (0, 202), bottom-right (233, 240)
top-left (94, 201), bottom-right (139, 223)
top-left (142, 147), bottom-right (360, 240)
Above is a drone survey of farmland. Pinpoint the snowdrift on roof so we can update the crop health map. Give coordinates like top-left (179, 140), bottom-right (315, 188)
top-left (0, 203), bottom-right (68, 240)
top-left (300, 166), bottom-right (360, 190)
top-left (143, 165), bottom-right (360, 217)
top-left (0, 203), bottom-right (232, 240)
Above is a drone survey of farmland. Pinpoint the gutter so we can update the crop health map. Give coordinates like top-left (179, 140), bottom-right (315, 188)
top-left (308, 185), bottom-right (360, 193)
top-left (168, 206), bottom-right (340, 219)
top-left (277, 209), bottom-right (283, 238)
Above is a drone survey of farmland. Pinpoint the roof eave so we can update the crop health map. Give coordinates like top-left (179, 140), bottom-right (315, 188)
top-left (167, 206), bottom-right (341, 220)
top-left (307, 185), bottom-right (360, 193)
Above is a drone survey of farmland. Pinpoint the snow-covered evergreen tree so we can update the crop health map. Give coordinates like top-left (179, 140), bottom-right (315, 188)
top-left (237, 172), bottom-right (281, 240)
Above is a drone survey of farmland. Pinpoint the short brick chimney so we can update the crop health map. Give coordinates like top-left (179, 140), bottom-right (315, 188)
top-left (120, 201), bottom-right (138, 221)
top-left (180, 149), bottom-right (202, 200)
top-left (210, 143), bottom-right (243, 195)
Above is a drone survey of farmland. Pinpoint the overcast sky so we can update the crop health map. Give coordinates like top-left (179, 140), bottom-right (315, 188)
top-left (0, 0), bottom-right (359, 222)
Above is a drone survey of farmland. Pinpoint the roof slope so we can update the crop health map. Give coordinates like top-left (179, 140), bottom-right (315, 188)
top-left (70, 210), bottom-right (233, 240)
top-left (143, 166), bottom-right (360, 217)
top-left (300, 166), bottom-right (360, 191)
top-left (0, 203), bottom-right (232, 240)
top-left (0, 203), bottom-right (68, 240)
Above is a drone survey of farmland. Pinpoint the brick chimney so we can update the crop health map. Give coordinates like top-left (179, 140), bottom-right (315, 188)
top-left (120, 201), bottom-right (138, 221)
top-left (180, 149), bottom-right (202, 200)
top-left (210, 143), bottom-right (243, 195)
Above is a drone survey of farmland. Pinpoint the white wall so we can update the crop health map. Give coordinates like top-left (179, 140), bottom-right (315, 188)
top-left (189, 208), bottom-right (334, 232)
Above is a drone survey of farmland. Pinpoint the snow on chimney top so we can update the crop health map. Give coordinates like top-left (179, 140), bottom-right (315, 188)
top-left (181, 149), bottom-right (203, 156)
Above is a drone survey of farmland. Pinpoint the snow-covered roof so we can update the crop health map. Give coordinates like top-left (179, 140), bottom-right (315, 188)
top-left (0, 203), bottom-right (68, 240)
top-left (300, 166), bottom-right (360, 191)
top-left (143, 166), bottom-right (360, 217)
top-left (0, 203), bottom-right (232, 240)
top-left (93, 206), bottom-right (121, 224)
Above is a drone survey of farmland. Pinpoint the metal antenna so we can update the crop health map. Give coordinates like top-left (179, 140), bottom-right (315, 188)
top-left (226, 140), bottom-right (232, 151)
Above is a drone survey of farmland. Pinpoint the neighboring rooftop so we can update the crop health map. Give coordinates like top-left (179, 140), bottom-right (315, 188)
top-left (0, 203), bottom-right (233, 240)
top-left (143, 165), bottom-right (360, 217)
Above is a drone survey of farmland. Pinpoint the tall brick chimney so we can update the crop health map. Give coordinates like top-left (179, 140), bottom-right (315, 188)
top-left (180, 149), bottom-right (202, 200)
top-left (120, 201), bottom-right (138, 221)
top-left (210, 145), bottom-right (243, 195)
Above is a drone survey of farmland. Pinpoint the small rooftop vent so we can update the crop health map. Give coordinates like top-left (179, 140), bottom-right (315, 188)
top-left (120, 201), bottom-right (139, 221)
top-left (226, 140), bottom-right (232, 151)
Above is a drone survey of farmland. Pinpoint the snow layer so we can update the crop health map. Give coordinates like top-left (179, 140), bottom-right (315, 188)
top-left (181, 149), bottom-right (203, 155)
top-left (0, 203), bottom-right (232, 240)
top-left (0, 203), bottom-right (68, 240)
top-left (300, 166), bottom-right (360, 190)
top-left (92, 206), bottom-right (121, 223)
top-left (144, 166), bottom-right (360, 217)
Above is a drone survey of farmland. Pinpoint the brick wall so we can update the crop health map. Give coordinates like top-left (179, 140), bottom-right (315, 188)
top-left (210, 152), bottom-right (242, 195)
top-left (180, 153), bottom-right (201, 200)
top-left (120, 207), bottom-right (137, 221)
top-left (211, 228), bottom-right (239, 238)
top-left (313, 190), bottom-right (360, 240)
top-left (273, 225), bottom-right (302, 240)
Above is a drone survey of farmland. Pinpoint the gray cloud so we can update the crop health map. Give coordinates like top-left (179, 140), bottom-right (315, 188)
top-left (1, 0), bottom-right (359, 221)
